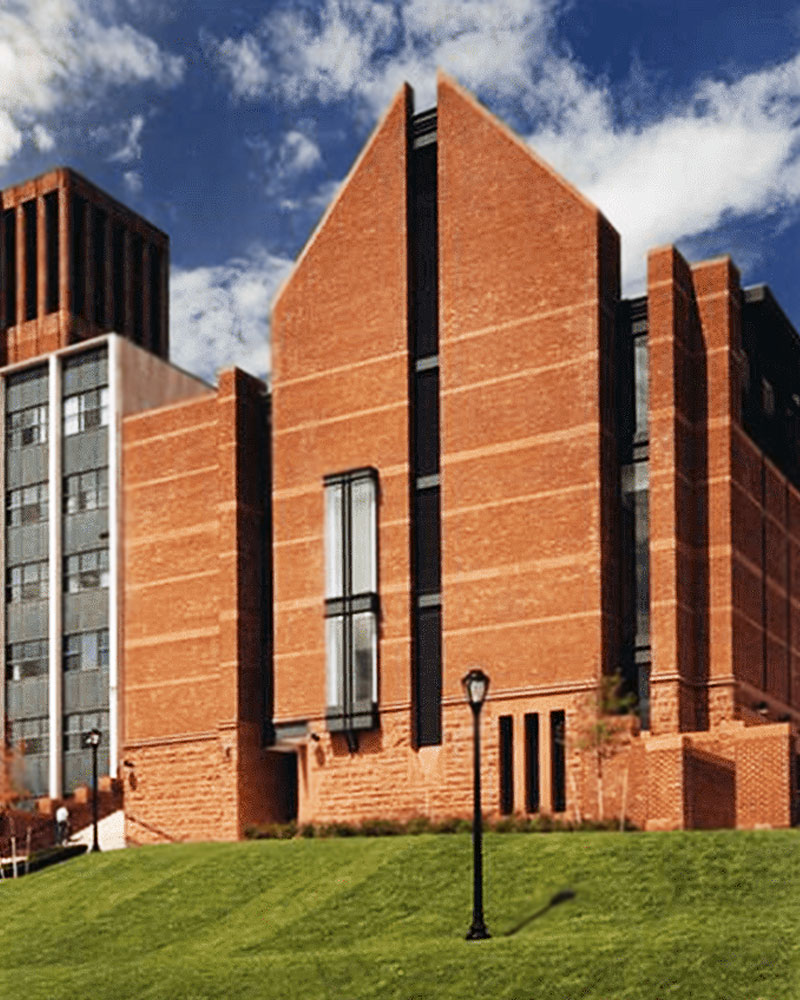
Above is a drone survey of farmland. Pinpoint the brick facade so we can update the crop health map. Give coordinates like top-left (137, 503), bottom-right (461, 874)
top-left (268, 73), bottom-right (800, 834)
top-left (121, 370), bottom-right (287, 842)
top-left (4, 74), bottom-right (800, 841)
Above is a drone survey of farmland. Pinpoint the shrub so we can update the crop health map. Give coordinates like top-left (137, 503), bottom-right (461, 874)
top-left (357, 818), bottom-right (404, 837)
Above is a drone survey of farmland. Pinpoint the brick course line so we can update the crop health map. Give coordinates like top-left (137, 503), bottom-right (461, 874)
top-left (440, 297), bottom-right (601, 346)
top-left (124, 626), bottom-right (218, 648)
top-left (125, 464), bottom-right (218, 490)
top-left (442, 350), bottom-right (598, 396)
top-left (275, 398), bottom-right (407, 436)
top-left (443, 608), bottom-right (600, 638)
top-left (126, 521), bottom-right (219, 546)
top-left (275, 348), bottom-right (408, 388)
top-left (127, 568), bottom-right (217, 592)
top-left (126, 673), bottom-right (219, 692)
top-left (442, 421), bottom-right (599, 466)
top-left (123, 419), bottom-right (218, 446)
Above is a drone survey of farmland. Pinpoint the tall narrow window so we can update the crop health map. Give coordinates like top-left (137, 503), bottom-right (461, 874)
top-left (92, 205), bottom-right (107, 326)
top-left (131, 232), bottom-right (143, 343)
top-left (45, 191), bottom-right (59, 314)
top-left (499, 715), bottom-right (514, 815)
top-left (550, 710), bottom-right (566, 813)
top-left (3, 208), bottom-right (16, 327)
top-left (149, 244), bottom-right (162, 351)
top-left (524, 713), bottom-right (540, 813)
top-left (324, 468), bottom-right (379, 736)
top-left (112, 223), bottom-right (125, 331)
top-left (70, 194), bottom-right (86, 317)
top-left (23, 199), bottom-right (37, 321)
top-left (409, 113), bottom-right (442, 748)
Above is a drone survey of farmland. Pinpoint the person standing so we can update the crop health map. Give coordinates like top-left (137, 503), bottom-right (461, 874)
top-left (55, 804), bottom-right (69, 846)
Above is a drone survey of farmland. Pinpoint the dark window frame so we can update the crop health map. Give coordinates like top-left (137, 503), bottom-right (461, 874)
top-left (499, 715), bottom-right (514, 815)
top-left (324, 467), bottom-right (379, 739)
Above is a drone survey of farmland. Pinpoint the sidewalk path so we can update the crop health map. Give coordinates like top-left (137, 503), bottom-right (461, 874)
top-left (71, 809), bottom-right (126, 851)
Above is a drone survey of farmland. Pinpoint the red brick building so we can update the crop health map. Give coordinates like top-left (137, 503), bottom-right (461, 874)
top-left (269, 73), bottom-right (799, 832)
top-left (4, 77), bottom-right (800, 840)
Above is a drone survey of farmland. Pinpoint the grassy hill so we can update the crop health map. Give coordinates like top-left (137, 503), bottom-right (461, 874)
top-left (2, 830), bottom-right (799, 999)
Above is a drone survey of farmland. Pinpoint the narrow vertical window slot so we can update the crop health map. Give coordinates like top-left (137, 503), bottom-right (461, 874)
top-left (499, 715), bottom-right (514, 814)
top-left (149, 244), bottom-right (162, 351)
top-left (4, 208), bottom-right (17, 327)
top-left (524, 712), bottom-right (540, 813)
top-left (550, 710), bottom-right (566, 813)
top-left (112, 223), bottom-right (125, 331)
top-left (131, 233), bottom-right (143, 343)
top-left (70, 194), bottom-right (86, 318)
top-left (409, 110), bottom-right (442, 748)
top-left (23, 200), bottom-right (37, 321)
top-left (92, 205), bottom-right (106, 327)
top-left (45, 191), bottom-right (59, 314)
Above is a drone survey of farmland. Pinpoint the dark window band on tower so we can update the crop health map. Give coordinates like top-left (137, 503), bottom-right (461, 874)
top-left (45, 191), bottom-right (59, 314)
top-left (23, 200), bottom-right (37, 322)
top-left (131, 232), bottom-right (144, 343)
top-left (92, 205), bottom-right (107, 327)
top-left (70, 194), bottom-right (86, 318)
top-left (409, 107), bottom-right (442, 747)
top-left (112, 222), bottom-right (125, 332)
top-left (149, 244), bottom-right (162, 351)
top-left (3, 208), bottom-right (17, 328)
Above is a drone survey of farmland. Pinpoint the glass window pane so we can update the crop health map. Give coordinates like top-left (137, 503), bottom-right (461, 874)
top-left (350, 477), bottom-right (376, 595)
top-left (414, 487), bottom-right (441, 594)
top-left (634, 336), bottom-right (649, 441)
top-left (325, 616), bottom-right (344, 708)
top-left (324, 483), bottom-right (343, 599)
top-left (352, 611), bottom-right (376, 704)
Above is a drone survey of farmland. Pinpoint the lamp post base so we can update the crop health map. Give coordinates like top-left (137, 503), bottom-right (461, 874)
top-left (466, 921), bottom-right (491, 941)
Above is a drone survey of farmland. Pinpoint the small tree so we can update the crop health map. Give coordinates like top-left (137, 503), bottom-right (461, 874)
top-left (572, 674), bottom-right (636, 822)
top-left (0, 734), bottom-right (28, 850)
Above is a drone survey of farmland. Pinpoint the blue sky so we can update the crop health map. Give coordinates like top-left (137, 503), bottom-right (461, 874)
top-left (2, 0), bottom-right (800, 381)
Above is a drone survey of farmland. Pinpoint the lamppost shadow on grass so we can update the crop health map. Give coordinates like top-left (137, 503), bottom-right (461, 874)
top-left (502, 888), bottom-right (576, 937)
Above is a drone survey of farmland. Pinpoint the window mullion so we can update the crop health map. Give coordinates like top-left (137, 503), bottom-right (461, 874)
top-left (343, 481), bottom-right (352, 730)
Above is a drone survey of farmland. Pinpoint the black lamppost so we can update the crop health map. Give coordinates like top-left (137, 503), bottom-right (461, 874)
top-left (462, 667), bottom-right (490, 941)
top-left (84, 728), bottom-right (102, 853)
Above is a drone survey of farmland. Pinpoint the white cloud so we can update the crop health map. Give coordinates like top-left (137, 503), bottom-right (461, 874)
top-left (214, 33), bottom-right (271, 100)
top-left (110, 114), bottom-right (145, 162)
top-left (31, 124), bottom-right (56, 153)
top-left (0, 0), bottom-right (183, 167)
top-left (280, 130), bottom-right (322, 173)
top-left (529, 52), bottom-right (800, 285)
top-left (280, 177), bottom-right (341, 213)
top-left (123, 169), bottom-right (142, 194)
top-left (210, 1), bottom-right (800, 292)
top-left (211, 0), bottom-right (553, 112)
top-left (169, 248), bottom-right (293, 381)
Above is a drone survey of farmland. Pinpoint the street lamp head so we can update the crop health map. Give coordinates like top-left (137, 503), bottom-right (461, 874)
top-left (84, 727), bottom-right (102, 749)
top-left (462, 668), bottom-right (490, 709)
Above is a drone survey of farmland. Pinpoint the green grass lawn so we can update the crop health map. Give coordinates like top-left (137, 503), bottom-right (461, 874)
top-left (2, 830), bottom-right (799, 1000)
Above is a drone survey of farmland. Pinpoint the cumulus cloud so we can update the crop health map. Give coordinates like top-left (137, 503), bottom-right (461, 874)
top-left (210, 0), bottom-right (800, 290)
top-left (530, 52), bottom-right (800, 285)
top-left (0, 0), bottom-right (183, 167)
top-left (169, 248), bottom-right (293, 382)
top-left (279, 130), bottom-right (323, 173)
top-left (122, 169), bottom-right (142, 194)
top-left (110, 114), bottom-right (146, 162)
top-left (211, 0), bottom-right (552, 112)
top-left (31, 124), bottom-right (56, 153)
